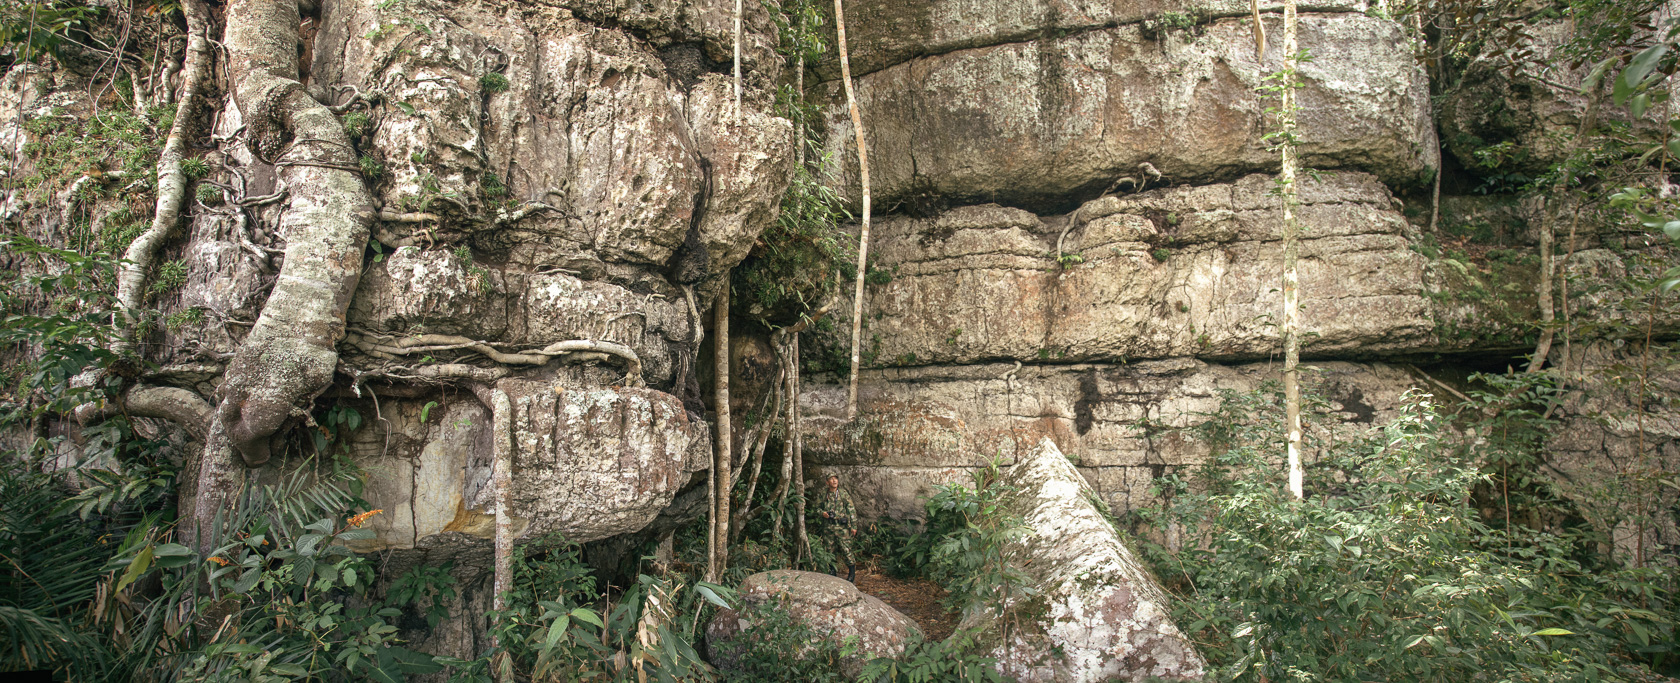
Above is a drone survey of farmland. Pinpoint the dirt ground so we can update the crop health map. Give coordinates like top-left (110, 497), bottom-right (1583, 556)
top-left (852, 569), bottom-right (961, 642)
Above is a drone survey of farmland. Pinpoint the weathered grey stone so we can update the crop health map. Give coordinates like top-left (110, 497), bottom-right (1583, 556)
top-left (808, 173), bottom-right (1427, 366)
top-left (1543, 343), bottom-right (1680, 565)
top-left (348, 246), bottom-right (698, 384)
top-left (502, 379), bottom-right (711, 543)
top-left (345, 381), bottom-right (709, 552)
top-left (312, 0), bottom-right (791, 282)
top-left (811, 0), bottom-right (1371, 80)
top-left (800, 358), bottom-right (1422, 519)
top-left (820, 14), bottom-right (1436, 210)
top-left (706, 570), bottom-right (922, 677)
top-left (1439, 19), bottom-right (1663, 175)
top-left (955, 438), bottom-right (1205, 681)
top-left (807, 171), bottom-right (1680, 369)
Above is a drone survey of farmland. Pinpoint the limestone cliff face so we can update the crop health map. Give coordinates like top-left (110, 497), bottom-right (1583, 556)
top-left (6, 0), bottom-right (1680, 672)
top-left (1, 0), bottom-right (792, 660)
top-left (792, 0), bottom-right (1680, 570)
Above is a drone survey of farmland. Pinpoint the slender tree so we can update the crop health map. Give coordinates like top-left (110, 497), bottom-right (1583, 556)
top-left (792, 333), bottom-right (811, 565)
top-left (489, 388), bottom-right (513, 683)
top-left (1279, 0), bottom-right (1304, 500)
top-left (710, 284), bottom-right (733, 581)
top-left (836, 0), bottom-right (872, 421)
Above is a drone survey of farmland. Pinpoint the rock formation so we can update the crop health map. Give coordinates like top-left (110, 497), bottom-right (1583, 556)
top-left (5, 0), bottom-right (1680, 675)
top-left (955, 438), bottom-right (1205, 681)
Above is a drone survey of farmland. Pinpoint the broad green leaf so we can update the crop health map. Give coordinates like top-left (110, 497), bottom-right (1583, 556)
top-left (1618, 44), bottom-right (1669, 105)
top-left (570, 607), bottom-right (604, 628)
top-left (233, 566), bottom-right (261, 594)
top-left (115, 544), bottom-right (154, 595)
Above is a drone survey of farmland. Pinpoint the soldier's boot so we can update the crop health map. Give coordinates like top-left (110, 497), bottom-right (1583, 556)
top-left (846, 563), bottom-right (856, 583)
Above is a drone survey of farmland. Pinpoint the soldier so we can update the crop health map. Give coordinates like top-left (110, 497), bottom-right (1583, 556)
top-left (814, 473), bottom-right (858, 582)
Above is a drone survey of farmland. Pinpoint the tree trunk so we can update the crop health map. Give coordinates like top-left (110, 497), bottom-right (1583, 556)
top-left (195, 0), bottom-right (375, 546)
top-left (215, 0), bottom-right (376, 467)
top-left (732, 358), bottom-right (784, 543)
top-left (490, 388), bottom-right (514, 613)
top-left (710, 286), bottom-right (733, 581)
top-left (836, 0), bottom-right (872, 421)
top-left (771, 335), bottom-right (796, 542)
top-left (732, 0), bottom-right (743, 124)
top-left (793, 335), bottom-right (810, 567)
top-left (1280, 0), bottom-right (1304, 500)
top-left (1527, 91), bottom-right (1601, 374)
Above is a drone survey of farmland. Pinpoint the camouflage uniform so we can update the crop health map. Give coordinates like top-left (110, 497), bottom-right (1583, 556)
top-left (814, 485), bottom-right (858, 569)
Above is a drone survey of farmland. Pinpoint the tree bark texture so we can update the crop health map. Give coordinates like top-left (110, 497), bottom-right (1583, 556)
top-left (115, 0), bottom-right (211, 350)
top-left (1280, 0), bottom-right (1304, 500)
top-left (217, 0), bottom-right (376, 468)
top-left (710, 287), bottom-right (732, 581)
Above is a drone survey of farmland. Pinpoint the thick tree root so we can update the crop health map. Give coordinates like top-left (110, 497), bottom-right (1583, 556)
top-left (345, 331), bottom-right (643, 385)
top-left (75, 385), bottom-right (212, 441)
top-left (114, 0), bottom-right (212, 349)
top-left (214, 0), bottom-right (375, 467)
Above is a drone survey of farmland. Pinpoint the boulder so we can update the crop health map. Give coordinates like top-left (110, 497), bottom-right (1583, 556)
top-left (1439, 19), bottom-right (1662, 176)
top-left (954, 438), bottom-right (1205, 681)
top-left (706, 570), bottom-right (922, 677)
top-left (820, 13), bottom-right (1435, 210)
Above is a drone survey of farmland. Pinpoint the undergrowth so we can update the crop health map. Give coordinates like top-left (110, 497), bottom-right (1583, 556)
top-left (1134, 381), bottom-right (1675, 682)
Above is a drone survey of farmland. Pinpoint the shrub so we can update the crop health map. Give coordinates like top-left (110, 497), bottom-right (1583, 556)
top-left (708, 598), bottom-right (851, 683)
top-left (1138, 384), bottom-right (1669, 681)
top-left (479, 72), bottom-right (510, 94)
top-left (857, 629), bottom-right (1006, 683)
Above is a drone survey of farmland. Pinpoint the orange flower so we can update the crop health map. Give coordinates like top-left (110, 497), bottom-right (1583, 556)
top-left (206, 556), bottom-right (230, 566)
top-left (347, 509), bottom-right (384, 528)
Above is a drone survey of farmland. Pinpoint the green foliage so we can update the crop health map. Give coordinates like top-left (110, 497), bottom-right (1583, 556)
top-left (0, 0), bottom-right (97, 62)
top-left (708, 597), bottom-right (851, 683)
top-left (0, 466), bottom-right (119, 679)
top-left (857, 630), bottom-right (1006, 683)
top-left (479, 72), bottom-right (510, 94)
top-left (1137, 383), bottom-right (1670, 681)
top-left (453, 245), bottom-right (493, 294)
top-left (1151, 247), bottom-right (1171, 262)
top-left (472, 535), bottom-right (728, 682)
top-left (180, 157), bottom-right (210, 180)
top-left (731, 140), bottom-right (853, 323)
top-left (359, 155), bottom-right (386, 181)
top-left (147, 258), bottom-right (188, 296)
top-left (342, 111), bottom-right (373, 139)
top-left (732, 0), bottom-right (854, 326)
top-left (1139, 9), bottom-right (1207, 40)
top-left (481, 172), bottom-right (507, 200)
top-left (911, 463), bottom-right (1033, 619)
top-left (853, 517), bottom-right (924, 578)
top-left (196, 182), bottom-right (222, 204)
top-left (0, 237), bottom-right (122, 421)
